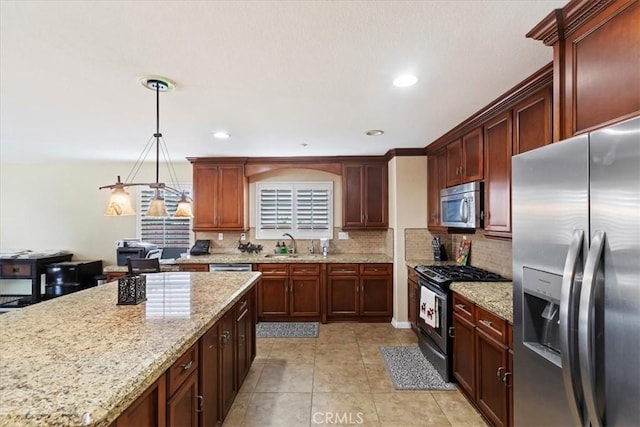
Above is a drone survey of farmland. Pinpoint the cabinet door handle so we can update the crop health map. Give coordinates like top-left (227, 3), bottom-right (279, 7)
top-left (503, 372), bottom-right (512, 387)
top-left (181, 360), bottom-right (193, 371)
top-left (479, 319), bottom-right (493, 329)
top-left (221, 330), bottom-right (231, 346)
top-left (497, 366), bottom-right (505, 379)
top-left (196, 395), bottom-right (203, 412)
top-left (448, 327), bottom-right (455, 338)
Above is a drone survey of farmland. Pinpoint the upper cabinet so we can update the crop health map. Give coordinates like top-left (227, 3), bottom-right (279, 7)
top-left (513, 87), bottom-right (552, 155)
top-left (446, 127), bottom-right (484, 187)
top-left (342, 161), bottom-right (388, 229)
top-left (484, 111), bottom-right (513, 238)
top-left (527, 0), bottom-right (640, 140)
top-left (191, 161), bottom-right (247, 231)
top-left (427, 150), bottom-right (447, 230)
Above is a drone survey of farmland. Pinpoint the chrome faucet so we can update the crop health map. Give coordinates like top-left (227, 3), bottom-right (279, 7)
top-left (282, 233), bottom-right (297, 254)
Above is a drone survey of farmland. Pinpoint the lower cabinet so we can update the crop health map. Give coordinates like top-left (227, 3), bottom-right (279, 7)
top-left (257, 264), bottom-right (321, 321)
top-left (451, 292), bottom-right (513, 427)
top-left (326, 264), bottom-right (392, 321)
top-left (114, 286), bottom-right (256, 427)
top-left (179, 264), bottom-right (210, 272)
top-left (407, 267), bottom-right (418, 333)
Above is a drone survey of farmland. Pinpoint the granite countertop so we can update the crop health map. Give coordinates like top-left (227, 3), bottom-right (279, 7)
top-left (450, 281), bottom-right (513, 323)
top-left (175, 253), bottom-right (393, 264)
top-left (0, 271), bottom-right (261, 427)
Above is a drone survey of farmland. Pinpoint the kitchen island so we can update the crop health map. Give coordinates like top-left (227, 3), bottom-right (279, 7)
top-left (0, 271), bottom-right (261, 426)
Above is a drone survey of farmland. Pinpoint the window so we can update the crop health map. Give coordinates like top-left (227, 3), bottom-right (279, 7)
top-left (138, 187), bottom-right (192, 248)
top-left (256, 182), bottom-right (332, 239)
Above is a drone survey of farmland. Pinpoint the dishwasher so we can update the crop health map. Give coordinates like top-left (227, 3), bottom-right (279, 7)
top-left (209, 263), bottom-right (253, 272)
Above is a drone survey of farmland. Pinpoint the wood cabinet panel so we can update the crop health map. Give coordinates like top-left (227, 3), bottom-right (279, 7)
top-left (199, 324), bottom-right (220, 427)
top-left (453, 313), bottom-right (476, 400)
top-left (360, 276), bottom-right (392, 317)
top-left (167, 371), bottom-right (198, 427)
top-left (327, 276), bottom-right (359, 317)
top-left (289, 276), bottom-right (321, 317)
top-left (407, 267), bottom-right (418, 333)
top-left (192, 162), bottom-right (246, 231)
top-left (475, 306), bottom-right (508, 346)
top-left (476, 328), bottom-right (509, 427)
top-left (342, 162), bottom-right (388, 229)
top-left (116, 376), bottom-right (166, 427)
top-left (179, 264), bottom-right (209, 272)
top-left (445, 139), bottom-right (463, 187)
top-left (168, 342), bottom-right (199, 397)
top-left (257, 277), bottom-right (288, 317)
top-left (513, 87), bottom-right (552, 155)
top-left (427, 153), bottom-right (440, 227)
top-left (360, 264), bottom-right (392, 275)
top-left (484, 111), bottom-right (513, 238)
top-left (327, 264), bottom-right (358, 275)
top-left (461, 127), bottom-right (484, 182)
top-left (219, 310), bottom-right (237, 420)
top-left (452, 293), bottom-right (475, 323)
top-left (236, 301), bottom-right (251, 386)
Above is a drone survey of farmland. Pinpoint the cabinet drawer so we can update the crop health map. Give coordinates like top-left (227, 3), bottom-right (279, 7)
top-left (236, 292), bottom-right (250, 314)
top-left (1, 263), bottom-right (32, 278)
top-left (257, 264), bottom-right (289, 276)
top-left (290, 263), bottom-right (320, 276)
top-left (360, 263), bottom-right (392, 275)
top-left (327, 264), bottom-right (359, 275)
top-left (452, 293), bottom-right (475, 323)
top-left (167, 342), bottom-right (199, 397)
top-left (475, 306), bottom-right (508, 345)
top-left (178, 264), bottom-right (209, 272)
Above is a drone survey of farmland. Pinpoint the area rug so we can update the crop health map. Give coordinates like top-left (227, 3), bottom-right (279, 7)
top-left (379, 346), bottom-right (457, 390)
top-left (256, 322), bottom-right (319, 338)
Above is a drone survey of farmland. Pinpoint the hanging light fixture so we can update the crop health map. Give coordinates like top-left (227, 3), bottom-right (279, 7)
top-left (99, 77), bottom-right (193, 218)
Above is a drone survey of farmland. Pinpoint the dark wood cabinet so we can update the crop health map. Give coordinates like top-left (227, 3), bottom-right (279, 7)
top-left (453, 312), bottom-right (476, 399)
top-left (179, 264), bottom-right (210, 272)
top-left (407, 267), bottom-right (418, 334)
top-left (342, 162), bottom-right (388, 229)
top-left (167, 371), bottom-right (198, 427)
top-left (199, 325), bottom-right (220, 427)
top-left (513, 87), bottom-right (552, 155)
top-left (191, 162), bottom-right (246, 231)
top-left (484, 111), bottom-right (513, 239)
top-left (446, 127), bottom-right (484, 187)
top-left (528, 0), bottom-right (640, 140)
top-left (115, 376), bottom-right (166, 427)
top-left (257, 264), bottom-right (320, 321)
top-left (218, 310), bottom-right (237, 420)
top-left (427, 150), bottom-right (447, 229)
top-left (476, 328), bottom-right (509, 427)
top-left (326, 264), bottom-right (392, 321)
top-left (235, 297), bottom-right (251, 389)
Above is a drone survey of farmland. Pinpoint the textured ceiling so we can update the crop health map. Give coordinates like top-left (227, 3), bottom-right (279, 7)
top-left (0, 0), bottom-right (567, 162)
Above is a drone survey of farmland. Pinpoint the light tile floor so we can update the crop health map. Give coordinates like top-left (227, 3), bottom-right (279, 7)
top-left (223, 323), bottom-right (488, 427)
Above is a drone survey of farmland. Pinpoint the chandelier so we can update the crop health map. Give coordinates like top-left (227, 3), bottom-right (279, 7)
top-left (99, 77), bottom-right (193, 218)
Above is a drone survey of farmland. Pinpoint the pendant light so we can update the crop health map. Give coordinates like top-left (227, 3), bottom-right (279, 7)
top-left (99, 77), bottom-right (193, 218)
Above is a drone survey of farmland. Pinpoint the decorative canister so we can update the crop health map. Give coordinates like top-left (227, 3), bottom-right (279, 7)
top-left (117, 274), bottom-right (147, 305)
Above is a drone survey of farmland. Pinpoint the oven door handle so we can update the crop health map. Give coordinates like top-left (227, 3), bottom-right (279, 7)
top-left (459, 198), bottom-right (469, 223)
top-left (419, 281), bottom-right (447, 300)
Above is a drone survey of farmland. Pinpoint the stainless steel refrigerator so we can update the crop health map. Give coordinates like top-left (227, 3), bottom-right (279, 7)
top-left (512, 115), bottom-right (640, 426)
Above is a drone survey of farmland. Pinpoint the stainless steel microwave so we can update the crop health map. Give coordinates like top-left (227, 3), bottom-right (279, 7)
top-left (440, 181), bottom-right (483, 228)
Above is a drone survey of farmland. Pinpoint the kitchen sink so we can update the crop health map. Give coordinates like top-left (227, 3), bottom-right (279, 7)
top-left (263, 253), bottom-right (321, 259)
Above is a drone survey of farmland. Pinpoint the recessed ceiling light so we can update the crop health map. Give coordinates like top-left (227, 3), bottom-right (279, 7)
top-left (213, 131), bottom-right (230, 139)
top-left (393, 74), bottom-right (418, 88)
top-left (365, 130), bottom-right (384, 136)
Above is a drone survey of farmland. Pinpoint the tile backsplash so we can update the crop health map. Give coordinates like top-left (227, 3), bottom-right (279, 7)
top-left (405, 229), bottom-right (512, 279)
top-left (196, 228), bottom-right (393, 257)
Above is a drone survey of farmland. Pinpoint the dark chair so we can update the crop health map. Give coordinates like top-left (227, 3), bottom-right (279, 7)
top-left (127, 258), bottom-right (160, 274)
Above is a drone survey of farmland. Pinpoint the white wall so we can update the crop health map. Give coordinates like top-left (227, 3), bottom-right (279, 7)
top-left (0, 160), bottom-right (192, 267)
top-left (388, 156), bottom-right (429, 327)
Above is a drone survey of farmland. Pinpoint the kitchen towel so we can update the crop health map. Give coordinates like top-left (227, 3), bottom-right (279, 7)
top-left (420, 286), bottom-right (439, 328)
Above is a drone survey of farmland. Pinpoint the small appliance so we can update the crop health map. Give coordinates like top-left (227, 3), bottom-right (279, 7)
top-left (116, 242), bottom-right (159, 266)
top-left (439, 181), bottom-right (483, 228)
top-left (45, 260), bottom-right (103, 299)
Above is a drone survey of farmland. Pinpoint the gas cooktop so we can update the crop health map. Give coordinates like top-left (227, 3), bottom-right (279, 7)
top-left (414, 264), bottom-right (509, 286)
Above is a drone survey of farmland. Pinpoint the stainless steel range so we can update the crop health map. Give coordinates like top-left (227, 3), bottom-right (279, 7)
top-left (414, 264), bottom-right (509, 382)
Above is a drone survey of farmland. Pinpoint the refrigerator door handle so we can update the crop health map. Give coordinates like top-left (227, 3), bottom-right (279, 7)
top-left (560, 229), bottom-right (585, 426)
top-left (579, 230), bottom-right (605, 427)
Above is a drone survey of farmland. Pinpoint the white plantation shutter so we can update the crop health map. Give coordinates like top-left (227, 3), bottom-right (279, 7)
top-left (138, 188), bottom-right (193, 248)
top-left (256, 182), bottom-right (332, 239)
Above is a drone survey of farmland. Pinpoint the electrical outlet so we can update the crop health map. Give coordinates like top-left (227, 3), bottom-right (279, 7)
top-left (338, 232), bottom-right (349, 240)
top-left (218, 233), bottom-right (224, 241)
top-left (240, 232), bottom-right (246, 241)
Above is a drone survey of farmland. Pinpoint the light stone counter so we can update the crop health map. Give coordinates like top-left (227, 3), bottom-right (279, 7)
top-left (0, 271), bottom-right (261, 427)
top-left (450, 281), bottom-right (513, 323)
top-left (175, 253), bottom-right (393, 264)
top-left (103, 264), bottom-right (180, 273)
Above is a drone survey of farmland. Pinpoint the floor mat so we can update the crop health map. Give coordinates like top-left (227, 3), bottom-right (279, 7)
top-left (256, 322), bottom-right (319, 338)
top-left (379, 346), bottom-right (457, 390)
